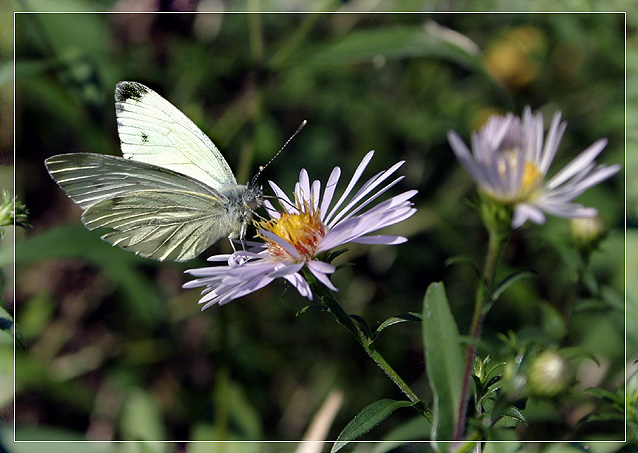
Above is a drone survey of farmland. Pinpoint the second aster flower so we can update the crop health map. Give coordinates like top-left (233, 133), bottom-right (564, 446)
top-left (447, 107), bottom-right (620, 228)
top-left (184, 151), bottom-right (417, 309)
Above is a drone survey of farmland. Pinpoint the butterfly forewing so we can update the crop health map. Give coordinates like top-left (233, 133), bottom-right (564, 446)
top-left (82, 190), bottom-right (232, 262)
top-left (115, 81), bottom-right (237, 190)
top-left (45, 153), bottom-right (220, 209)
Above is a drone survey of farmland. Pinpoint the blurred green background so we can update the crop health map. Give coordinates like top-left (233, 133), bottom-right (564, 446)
top-left (1, 1), bottom-right (632, 450)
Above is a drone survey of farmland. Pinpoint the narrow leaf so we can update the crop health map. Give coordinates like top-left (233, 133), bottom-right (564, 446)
top-left (422, 282), bottom-right (464, 440)
top-left (500, 405), bottom-right (527, 425)
top-left (373, 312), bottom-right (423, 342)
top-left (584, 387), bottom-right (620, 403)
top-left (331, 399), bottom-right (414, 453)
top-left (350, 314), bottom-right (373, 340)
top-left (489, 270), bottom-right (537, 304)
top-left (444, 256), bottom-right (480, 277)
top-left (296, 305), bottom-right (329, 316)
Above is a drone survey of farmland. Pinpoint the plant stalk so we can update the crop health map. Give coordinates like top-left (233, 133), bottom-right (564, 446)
top-left (453, 226), bottom-right (504, 440)
top-left (302, 267), bottom-right (432, 423)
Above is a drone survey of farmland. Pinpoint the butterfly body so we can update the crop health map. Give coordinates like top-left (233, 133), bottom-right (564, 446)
top-left (45, 81), bottom-right (263, 262)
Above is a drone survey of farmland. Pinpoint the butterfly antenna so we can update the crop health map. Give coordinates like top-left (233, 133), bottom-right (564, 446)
top-left (263, 193), bottom-right (297, 212)
top-left (251, 120), bottom-right (307, 186)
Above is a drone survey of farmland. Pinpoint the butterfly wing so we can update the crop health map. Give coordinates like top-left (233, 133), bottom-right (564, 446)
top-left (45, 153), bottom-right (219, 208)
top-left (45, 153), bottom-right (236, 261)
top-left (82, 190), bottom-right (234, 262)
top-left (114, 81), bottom-right (237, 190)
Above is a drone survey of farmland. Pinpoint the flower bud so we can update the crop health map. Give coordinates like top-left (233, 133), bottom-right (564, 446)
top-left (527, 351), bottom-right (572, 398)
top-left (570, 215), bottom-right (606, 248)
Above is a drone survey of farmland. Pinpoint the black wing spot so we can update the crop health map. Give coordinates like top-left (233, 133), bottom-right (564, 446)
top-left (141, 132), bottom-right (149, 143)
top-left (115, 81), bottom-right (149, 103)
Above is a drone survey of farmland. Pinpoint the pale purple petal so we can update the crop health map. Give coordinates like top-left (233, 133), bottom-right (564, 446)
top-left (268, 180), bottom-right (296, 213)
top-left (319, 202), bottom-right (416, 251)
top-left (307, 260), bottom-right (338, 291)
top-left (327, 161), bottom-right (405, 228)
top-left (311, 179), bottom-right (321, 212)
top-left (324, 150), bottom-right (375, 224)
top-left (546, 139), bottom-right (608, 190)
top-left (258, 229), bottom-right (302, 260)
top-left (448, 131), bottom-right (489, 188)
top-left (350, 235), bottom-right (408, 245)
top-left (205, 254), bottom-right (233, 262)
top-left (284, 272), bottom-right (313, 300)
top-left (320, 166), bottom-right (341, 221)
top-left (269, 262), bottom-right (304, 278)
top-left (539, 112), bottom-right (566, 173)
top-left (307, 259), bottom-right (336, 274)
top-left (536, 200), bottom-right (598, 218)
top-left (512, 203), bottom-right (546, 228)
top-left (263, 200), bottom-right (281, 219)
top-left (218, 275), bottom-right (275, 304)
top-left (298, 169), bottom-right (311, 203)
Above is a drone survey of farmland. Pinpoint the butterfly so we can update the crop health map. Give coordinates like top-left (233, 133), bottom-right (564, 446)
top-left (45, 81), bottom-right (265, 262)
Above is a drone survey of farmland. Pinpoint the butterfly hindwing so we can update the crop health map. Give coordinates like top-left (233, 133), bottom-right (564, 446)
top-left (114, 81), bottom-right (237, 190)
top-left (82, 189), bottom-right (235, 262)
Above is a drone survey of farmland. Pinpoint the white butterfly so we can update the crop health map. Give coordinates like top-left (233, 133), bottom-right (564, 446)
top-left (45, 81), bottom-right (264, 262)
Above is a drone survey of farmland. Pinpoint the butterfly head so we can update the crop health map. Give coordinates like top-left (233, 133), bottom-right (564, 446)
top-left (243, 182), bottom-right (264, 211)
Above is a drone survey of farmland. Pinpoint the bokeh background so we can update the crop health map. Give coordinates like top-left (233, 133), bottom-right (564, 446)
top-left (1, 1), bottom-right (633, 451)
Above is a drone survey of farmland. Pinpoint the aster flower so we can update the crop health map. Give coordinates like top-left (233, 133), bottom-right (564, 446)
top-left (184, 151), bottom-right (417, 309)
top-left (448, 107), bottom-right (620, 228)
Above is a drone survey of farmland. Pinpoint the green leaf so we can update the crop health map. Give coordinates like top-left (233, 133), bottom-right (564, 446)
top-left (584, 387), bottom-right (621, 404)
top-left (579, 412), bottom-right (625, 424)
top-left (298, 25), bottom-right (485, 72)
top-left (422, 282), bottom-right (464, 441)
top-left (372, 312), bottom-right (423, 343)
top-left (444, 256), bottom-right (480, 277)
top-left (296, 304), bottom-right (329, 316)
top-left (497, 405), bottom-right (527, 426)
top-left (350, 314), bottom-right (373, 340)
top-left (326, 247), bottom-right (349, 263)
top-left (331, 399), bottom-right (415, 453)
top-left (489, 270), bottom-right (537, 306)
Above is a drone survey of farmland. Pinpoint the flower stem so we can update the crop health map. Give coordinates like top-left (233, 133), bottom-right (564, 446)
top-left (302, 267), bottom-right (432, 423)
top-left (454, 224), bottom-right (505, 441)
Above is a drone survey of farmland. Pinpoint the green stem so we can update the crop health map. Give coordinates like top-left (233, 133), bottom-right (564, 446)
top-left (454, 225), bottom-right (505, 440)
top-left (562, 249), bottom-right (591, 333)
top-left (301, 267), bottom-right (432, 423)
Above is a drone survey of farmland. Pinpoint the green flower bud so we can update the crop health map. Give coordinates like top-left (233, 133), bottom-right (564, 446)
top-left (527, 351), bottom-right (572, 398)
top-left (570, 215), bottom-right (606, 249)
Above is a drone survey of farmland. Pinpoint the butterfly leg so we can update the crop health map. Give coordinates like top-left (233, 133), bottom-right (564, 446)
top-left (227, 235), bottom-right (238, 252)
top-left (238, 222), bottom-right (248, 251)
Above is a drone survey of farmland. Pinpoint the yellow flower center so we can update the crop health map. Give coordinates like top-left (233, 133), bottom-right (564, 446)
top-left (258, 202), bottom-right (326, 261)
top-left (520, 161), bottom-right (543, 196)
top-left (495, 149), bottom-right (543, 202)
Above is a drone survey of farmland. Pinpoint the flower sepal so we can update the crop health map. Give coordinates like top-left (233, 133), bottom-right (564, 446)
top-left (479, 190), bottom-right (514, 238)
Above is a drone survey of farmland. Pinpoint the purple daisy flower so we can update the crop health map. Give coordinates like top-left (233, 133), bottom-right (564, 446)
top-left (183, 151), bottom-right (417, 309)
top-left (448, 107), bottom-right (620, 228)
